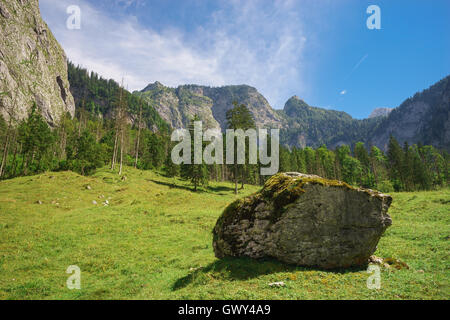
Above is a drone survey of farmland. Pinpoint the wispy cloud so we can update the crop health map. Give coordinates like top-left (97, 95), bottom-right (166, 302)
top-left (39, 0), bottom-right (310, 108)
top-left (340, 90), bottom-right (347, 95)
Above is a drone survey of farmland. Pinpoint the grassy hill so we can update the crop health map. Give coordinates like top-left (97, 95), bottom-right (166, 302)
top-left (0, 167), bottom-right (448, 299)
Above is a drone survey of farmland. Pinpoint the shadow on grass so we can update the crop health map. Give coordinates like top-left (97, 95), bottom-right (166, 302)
top-left (207, 185), bottom-right (236, 193)
top-left (172, 257), bottom-right (366, 291)
top-left (148, 179), bottom-right (198, 193)
top-left (148, 179), bottom-right (236, 194)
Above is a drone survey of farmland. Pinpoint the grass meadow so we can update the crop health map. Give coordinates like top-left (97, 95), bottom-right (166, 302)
top-left (0, 166), bottom-right (448, 299)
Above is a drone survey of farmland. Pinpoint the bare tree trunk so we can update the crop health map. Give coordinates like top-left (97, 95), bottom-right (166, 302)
top-left (0, 114), bottom-right (15, 178)
top-left (11, 141), bottom-right (18, 177)
top-left (118, 81), bottom-right (126, 176)
top-left (96, 118), bottom-right (102, 143)
top-left (111, 85), bottom-right (123, 171)
top-left (134, 103), bottom-right (142, 168)
top-left (234, 163), bottom-right (238, 195)
top-left (119, 129), bottom-right (124, 176)
top-left (0, 131), bottom-right (10, 178)
top-left (111, 130), bottom-right (118, 170)
top-left (78, 111), bottom-right (83, 137)
top-left (240, 165), bottom-right (245, 189)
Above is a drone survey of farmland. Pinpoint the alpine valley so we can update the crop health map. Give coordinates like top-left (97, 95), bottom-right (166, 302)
top-left (69, 66), bottom-right (450, 151)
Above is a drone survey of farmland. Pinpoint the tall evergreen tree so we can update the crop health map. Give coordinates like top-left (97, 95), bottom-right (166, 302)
top-left (180, 115), bottom-right (209, 192)
top-left (225, 101), bottom-right (256, 194)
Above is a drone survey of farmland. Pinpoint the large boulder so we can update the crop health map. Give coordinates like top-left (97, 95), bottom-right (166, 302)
top-left (213, 172), bottom-right (392, 269)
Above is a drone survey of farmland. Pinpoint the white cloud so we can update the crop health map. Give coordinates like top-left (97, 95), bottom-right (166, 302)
top-left (340, 90), bottom-right (347, 95)
top-left (40, 0), bottom-right (309, 107)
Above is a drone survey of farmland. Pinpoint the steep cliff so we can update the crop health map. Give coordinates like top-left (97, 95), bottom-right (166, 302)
top-left (0, 0), bottom-right (75, 125)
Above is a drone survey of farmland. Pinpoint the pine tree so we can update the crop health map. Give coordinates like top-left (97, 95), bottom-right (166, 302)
top-left (387, 135), bottom-right (404, 191)
top-left (134, 102), bottom-right (143, 168)
top-left (225, 101), bottom-right (256, 194)
top-left (180, 115), bottom-right (209, 192)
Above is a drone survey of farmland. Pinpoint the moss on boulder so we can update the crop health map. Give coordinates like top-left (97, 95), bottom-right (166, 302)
top-left (213, 172), bottom-right (393, 269)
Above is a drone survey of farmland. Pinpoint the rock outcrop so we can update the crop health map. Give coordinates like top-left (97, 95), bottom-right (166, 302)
top-left (213, 172), bottom-right (392, 269)
top-left (134, 83), bottom-right (285, 130)
top-left (0, 0), bottom-right (75, 125)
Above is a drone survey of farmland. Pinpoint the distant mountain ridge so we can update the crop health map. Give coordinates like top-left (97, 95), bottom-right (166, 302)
top-left (132, 76), bottom-right (450, 151)
top-left (369, 108), bottom-right (393, 118)
top-left (369, 76), bottom-right (450, 151)
top-left (278, 96), bottom-right (383, 149)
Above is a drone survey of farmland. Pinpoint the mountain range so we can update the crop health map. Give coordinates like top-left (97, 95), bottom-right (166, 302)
top-left (1, 1), bottom-right (449, 152)
top-left (133, 76), bottom-right (450, 151)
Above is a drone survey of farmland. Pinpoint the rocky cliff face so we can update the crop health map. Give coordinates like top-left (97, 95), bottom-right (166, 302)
top-left (369, 76), bottom-right (450, 151)
top-left (134, 82), bottom-right (285, 130)
top-left (135, 82), bottom-right (219, 129)
top-left (0, 0), bottom-right (75, 125)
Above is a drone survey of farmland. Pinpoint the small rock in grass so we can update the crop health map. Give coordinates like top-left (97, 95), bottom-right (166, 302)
top-left (269, 281), bottom-right (285, 288)
top-left (92, 200), bottom-right (98, 205)
top-left (417, 270), bottom-right (424, 273)
top-left (369, 255), bottom-right (383, 265)
top-left (36, 200), bottom-right (43, 205)
top-left (86, 185), bottom-right (92, 190)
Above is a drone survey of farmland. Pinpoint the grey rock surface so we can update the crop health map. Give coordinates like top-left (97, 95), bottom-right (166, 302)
top-left (135, 83), bottom-right (285, 130)
top-left (213, 172), bottom-right (392, 269)
top-left (0, 0), bottom-right (75, 125)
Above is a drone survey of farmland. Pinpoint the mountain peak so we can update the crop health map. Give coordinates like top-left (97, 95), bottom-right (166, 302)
top-left (284, 96), bottom-right (310, 116)
top-left (142, 81), bottom-right (165, 92)
top-left (287, 96), bottom-right (310, 106)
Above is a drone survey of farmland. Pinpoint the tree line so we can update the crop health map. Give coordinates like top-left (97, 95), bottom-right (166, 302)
top-left (278, 137), bottom-right (448, 192)
top-left (0, 91), bottom-right (448, 193)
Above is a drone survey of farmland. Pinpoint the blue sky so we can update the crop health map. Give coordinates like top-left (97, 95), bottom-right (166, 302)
top-left (40, 0), bottom-right (450, 118)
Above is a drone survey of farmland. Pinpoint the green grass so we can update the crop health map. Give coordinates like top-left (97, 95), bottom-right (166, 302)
top-left (0, 166), bottom-right (448, 300)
